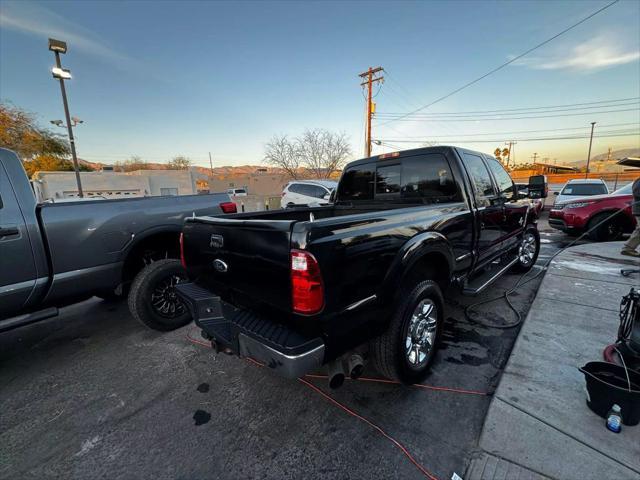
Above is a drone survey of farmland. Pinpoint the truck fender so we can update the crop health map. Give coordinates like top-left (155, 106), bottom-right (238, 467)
top-left (380, 231), bottom-right (455, 299)
top-left (118, 224), bottom-right (183, 259)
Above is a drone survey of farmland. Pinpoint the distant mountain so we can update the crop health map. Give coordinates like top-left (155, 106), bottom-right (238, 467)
top-left (566, 148), bottom-right (640, 166)
top-left (77, 159), bottom-right (281, 176)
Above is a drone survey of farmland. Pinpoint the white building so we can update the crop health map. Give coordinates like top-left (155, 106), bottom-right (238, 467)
top-left (31, 167), bottom-right (209, 202)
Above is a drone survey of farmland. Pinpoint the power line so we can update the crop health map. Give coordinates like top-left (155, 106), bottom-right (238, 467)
top-left (376, 100), bottom-right (640, 118)
top-left (376, 96), bottom-right (639, 116)
top-left (377, 122), bottom-right (640, 139)
top-left (375, 107), bottom-right (639, 122)
top-left (375, 130), bottom-right (640, 144)
top-left (379, 0), bottom-right (620, 126)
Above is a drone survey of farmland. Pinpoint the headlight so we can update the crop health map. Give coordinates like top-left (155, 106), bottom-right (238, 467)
top-left (564, 202), bottom-right (594, 209)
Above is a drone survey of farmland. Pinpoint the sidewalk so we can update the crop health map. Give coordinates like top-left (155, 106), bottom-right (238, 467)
top-left (467, 242), bottom-right (640, 480)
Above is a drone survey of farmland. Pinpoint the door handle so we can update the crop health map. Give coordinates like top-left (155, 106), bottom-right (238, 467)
top-left (0, 227), bottom-right (20, 237)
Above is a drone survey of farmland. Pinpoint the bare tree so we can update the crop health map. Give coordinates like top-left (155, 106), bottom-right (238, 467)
top-left (168, 155), bottom-right (192, 170)
top-left (264, 134), bottom-right (301, 179)
top-left (297, 129), bottom-right (351, 179)
top-left (115, 155), bottom-right (148, 172)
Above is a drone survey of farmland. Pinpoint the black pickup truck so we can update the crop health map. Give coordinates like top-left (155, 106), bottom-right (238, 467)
top-left (178, 146), bottom-right (544, 385)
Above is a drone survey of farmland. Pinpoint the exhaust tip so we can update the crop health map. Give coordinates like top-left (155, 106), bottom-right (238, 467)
top-left (329, 373), bottom-right (345, 389)
top-left (350, 364), bottom-right (364, 379)
top-left (347, 354), bottom-right (365, 380)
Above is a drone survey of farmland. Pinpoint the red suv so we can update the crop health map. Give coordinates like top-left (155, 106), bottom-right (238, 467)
top-left (549, 182), bottom-right (637, 241)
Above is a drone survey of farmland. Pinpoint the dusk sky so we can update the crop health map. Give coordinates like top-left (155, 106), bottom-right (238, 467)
top-left (1, 0), bottom-right (639, 168)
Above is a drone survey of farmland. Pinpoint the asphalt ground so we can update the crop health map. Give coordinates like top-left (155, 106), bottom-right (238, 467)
top-left (0, 213), bottom-right (589, 480)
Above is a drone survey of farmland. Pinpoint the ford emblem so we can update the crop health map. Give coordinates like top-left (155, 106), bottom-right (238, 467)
top-left (213, 259), bottom-right (228, 273)
top-left (209, 234), bottom-right (224, 249)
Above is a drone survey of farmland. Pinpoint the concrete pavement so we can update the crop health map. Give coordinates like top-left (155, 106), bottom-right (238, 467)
top-left (468, 242), bottom-right (640, 480)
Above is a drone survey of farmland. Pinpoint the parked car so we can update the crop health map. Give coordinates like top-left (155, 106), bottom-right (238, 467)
top-left (549, 181), bottom-right (637, 241)
top-left (281, 180), bottom-right (337, 208)
top-left (553, 179), bottom-right (608, 206)
top-left (0, 148), bottom-right (237, 332)
top-left (177, 146), bottom-right (544, 386)
top-left (227, 188), bottom-right (247, 197)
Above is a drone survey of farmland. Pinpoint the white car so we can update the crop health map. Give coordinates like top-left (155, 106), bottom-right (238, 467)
top-left (282, 180), bottom-right (337, 208)
top-left (226, 188), bottom-right (247, 197)
top-left (553, 179), bottom-right (608, 205)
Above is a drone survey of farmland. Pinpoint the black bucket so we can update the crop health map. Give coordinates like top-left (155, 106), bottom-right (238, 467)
top-left (579, 361), bottom-right (640, 426)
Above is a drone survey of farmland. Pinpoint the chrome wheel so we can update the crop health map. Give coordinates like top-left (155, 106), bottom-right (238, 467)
top-left (518, 232), bottom-right (537, 266)
top-left (405, 299), bottom-right (438, 368)
top-left (150, 274), bottom-right (186, 318)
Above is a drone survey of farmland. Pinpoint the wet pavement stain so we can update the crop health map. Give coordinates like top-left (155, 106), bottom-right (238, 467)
top-left (197, 382), bottom-right (210, 393)
top-left (444, 353), bottom-right (490, 366)
top-left (439, 317), bottom-right (502, 351)
top-left (193, 410), bottom-right (211, 426)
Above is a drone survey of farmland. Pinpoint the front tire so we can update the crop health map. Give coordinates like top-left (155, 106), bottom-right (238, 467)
top-left (128, 259), bottom-right (191, 331)
top-left (370, 280), bottom-right (444, 384)
top-left (587, 213), bottom-right (623, 242)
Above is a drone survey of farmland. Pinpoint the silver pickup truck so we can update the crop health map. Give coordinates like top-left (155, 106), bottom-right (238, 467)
top-left (0, 147), bottom-right (236, 332)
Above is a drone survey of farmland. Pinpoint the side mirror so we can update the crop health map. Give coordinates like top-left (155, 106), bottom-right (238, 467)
top-left (554, 191), bottom-right (559, 196)
top-left (323, 193), bottom-right (331, 200)
top-left (515, 183), bottom-right (528, 198)
top-left (528, 175), bottom-right (548, 199)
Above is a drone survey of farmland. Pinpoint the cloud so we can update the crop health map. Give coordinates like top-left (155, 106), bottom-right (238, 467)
top-left (511, 36), bottom-right (640, 72)
top-left (0, 1), bottom-right (135, 68)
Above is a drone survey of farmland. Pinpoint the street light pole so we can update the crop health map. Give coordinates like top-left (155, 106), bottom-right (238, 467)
top-left (50, 41), bottom-right (83, 197)
top-left (585, 122), bottom-right (596, 180)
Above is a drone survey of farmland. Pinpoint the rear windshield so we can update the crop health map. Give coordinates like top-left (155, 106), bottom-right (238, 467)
top-left (561, 183), bottom-right (607, 196)
top-left (337, 153), bottom-right (460, 203)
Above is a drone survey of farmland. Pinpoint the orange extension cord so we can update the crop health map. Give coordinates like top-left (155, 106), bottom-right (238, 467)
top-left (186, 333), bottom-right (492, 479)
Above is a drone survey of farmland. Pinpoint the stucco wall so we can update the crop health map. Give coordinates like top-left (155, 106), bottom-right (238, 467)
top-left (33, 169), bottom-right (205, 201)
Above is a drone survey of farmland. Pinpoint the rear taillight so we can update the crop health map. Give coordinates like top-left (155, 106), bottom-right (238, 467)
top-left (219, 201), bottom-right (237, 214)
top-left (179, 232), bottom-right (187, 268)
top-left (290, 249), bottom-right (324, 314)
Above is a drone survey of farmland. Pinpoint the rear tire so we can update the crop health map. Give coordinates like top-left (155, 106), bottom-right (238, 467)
top-left (512, 227), bottom-right (540, 273)
top-left (587, 213), bottom-right (623, 242)
top-left (128, 259), bottom-right (191, 331)
top-left (369, 280), bottom-right (444, 384)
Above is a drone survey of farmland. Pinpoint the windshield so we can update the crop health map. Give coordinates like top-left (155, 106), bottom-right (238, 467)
top-left (611, 183), bottom-right (633, 195)
top-left (560, 183), bottom-right (607, 196)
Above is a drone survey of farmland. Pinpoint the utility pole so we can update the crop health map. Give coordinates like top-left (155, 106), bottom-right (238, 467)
top-left (532, 152), bottom-right (538, 164)
top-left (208, 152), bottom-right (214, 177)
top-left (585, 121), bottom-right (596, 179)
top-left (358, 66), bottom-right (384, 157)
top-left (504, 140), bottom-right (517, 168)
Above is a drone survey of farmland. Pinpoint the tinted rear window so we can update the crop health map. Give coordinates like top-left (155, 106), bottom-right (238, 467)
top-left (561, 183), bottom-right (607, 196)
top-left (337, 153), bottom-right (459, 203)
top-left (376, 165), bottom-right (401, 195)
top-left (337, 165), bottom-right (375, 200)
top-left (401, 155), bottom-right (458, 199)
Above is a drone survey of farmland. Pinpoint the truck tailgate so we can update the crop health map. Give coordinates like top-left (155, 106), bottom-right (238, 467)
top-left (182, 217), bottom-right (294, 312)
